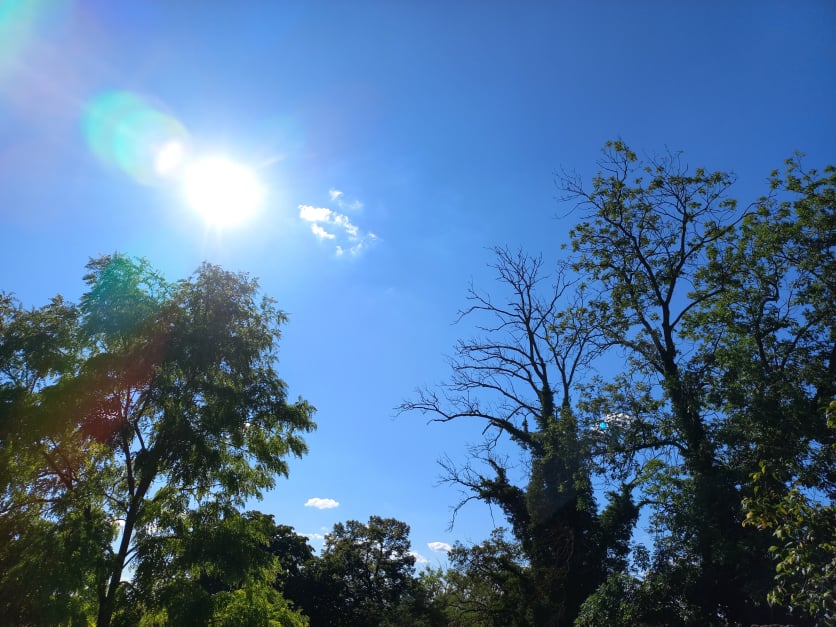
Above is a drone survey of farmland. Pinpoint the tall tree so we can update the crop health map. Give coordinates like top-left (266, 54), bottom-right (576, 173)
top-left (722, 157), bottom-right (835, 623)
top-left (559, 141), bottom-right (746, 623)
top-left (0, 254), bottom-right (315, 626)
top-left (560, 141), bottom-right (834, 624)
top-left (401, 248), bottom-right (632, 625)
top-left (268, 522), bottom-right (317, 610)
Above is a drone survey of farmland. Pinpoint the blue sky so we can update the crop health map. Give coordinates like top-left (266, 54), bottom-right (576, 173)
top-left (1, 1), bottom-right (834, 567)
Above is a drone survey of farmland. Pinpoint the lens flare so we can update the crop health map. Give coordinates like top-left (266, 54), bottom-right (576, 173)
top-left (82, 91), bottom-right (189, 185)
top-left (83, 90), bottom-right (265, 228)
top-left (154, 140), bottom-right (185, 177)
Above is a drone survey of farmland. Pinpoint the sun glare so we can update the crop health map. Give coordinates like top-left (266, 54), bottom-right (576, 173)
top-left (182, 156), bottom-right (264, 227)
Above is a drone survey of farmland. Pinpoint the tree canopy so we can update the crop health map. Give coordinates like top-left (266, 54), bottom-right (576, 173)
top-left (404, 142), bottom-right (834, 626)
top-left (0, 254), bottom-right (315, 626)
top-left (271, 516), bottom-right (443, 627)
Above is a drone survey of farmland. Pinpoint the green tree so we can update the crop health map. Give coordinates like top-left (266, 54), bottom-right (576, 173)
top-left (122, 508), bottom-right (308, 626)
top-left (270, 520), bottom-right (449, 627)
top-left (0, 254), bottom-right (315, 626)
top-left (560, 141), bottom-right (749, 623)
top-left (405, 143), bottom-right (833, 624)
top-left (0, 292), bottom-right (105, 624)
top-left (268, 522), bottom-right (316, 609)
top-left (442, 528), bottom-right (532, 627)
top-left (705, 154), bottom-right (835, 624)
top-left (405, 567), bottom-right (453, 627)
top-left (744, 459), bottom-right (836, 623)
top-left (561, 141), bottom-right (833, 624)
top-left (302, 516), bottom-right (418, 627)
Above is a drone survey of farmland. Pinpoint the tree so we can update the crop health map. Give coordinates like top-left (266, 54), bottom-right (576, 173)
top-left (560, 141), bottom-right (834, 624)
top-left (0, 254), bottom-right (315, 626)
top-left (0, 293), bottom-right (103, 624)
top-left (122, 508), bottom-right (308, 626)
top-left (268, 522), bottom-right (317, 611)
top-left (407, 567), bottom-right (453, 627)
top-left (442, 528), bottom-right (532, 626)
top-left (733, 156), bottom-right (836, 624)
top-left (300, 516), bottom-right (418, 627)
top-left (268, 518), bottom-right (448, 627)
top-left (559, 141), bottom-right (751, 623)
top-left (401, 248), bottom-right (633, 625)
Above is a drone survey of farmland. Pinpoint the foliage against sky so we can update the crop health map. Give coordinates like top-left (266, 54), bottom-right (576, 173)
top-left (0, 0), bottom-right (834, 565)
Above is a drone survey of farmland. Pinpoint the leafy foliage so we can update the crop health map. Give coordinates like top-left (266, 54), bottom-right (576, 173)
top-left (558, 142), bottom-right (834, 625)
top-left (744, 461), bottom-right (836, 622)
top-left (272, 516), bottom-right (440, 627)
top-left (312, 516), bottom-right (418, 626)
top-left (442, 528), bottom-right (533, 626)
top-left (0, 255), bottom-right (315, 626)
top-left (406, 142), bottom-right (833, 626)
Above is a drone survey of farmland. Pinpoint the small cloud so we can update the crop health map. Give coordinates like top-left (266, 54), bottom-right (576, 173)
top-left (297, 193), bottom-right (378, 256)
top-left (311, 223), bottom-right (335, 240)
top-left (410, 551), bottom-right (430, 564)
top-left (304, 532), bottom-right (325, 541)
top-left (428, 541), bottom-right (452, 553)
top-left (305, 497), bottom-right (340, 510)
top-left (348, 241), bottom-right (367, 255)
top-left (333, 213), bottom-right (359, 237)
top-left (329, 188), bottom-right (363, 211)
top-left (299, 204), bottom-right (333, 222)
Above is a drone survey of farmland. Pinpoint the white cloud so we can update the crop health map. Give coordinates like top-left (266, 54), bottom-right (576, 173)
top-left (349, 241), bottom-right (367, 255)
top-left (329, 188), bottom-right (363, 212)
top-left (304, 532), bottom-right (325, 541)
top-left (297, 193), bottom-right (378, 256)
top-left (299, 204), bottom-right (333, 222)
top-left (410, 551), bottom-right (430, 564)
top-left (337, 243), bottom-right (363, 257)
top-left (333, 213), bottom-right (359, 237)
top-left (305, 497), bottom-right (340, 510)
top-left (311, 223), bottom-right (335, 240)
top-left (428, 541), bottom-right (452, 553)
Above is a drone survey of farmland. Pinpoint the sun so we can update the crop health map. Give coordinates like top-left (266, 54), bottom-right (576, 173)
top-left (181, 156), bottom-right (264, 227)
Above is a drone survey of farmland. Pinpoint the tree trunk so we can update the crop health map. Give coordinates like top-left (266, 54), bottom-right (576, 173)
top-left (96, 506), bottom-right (136, 627)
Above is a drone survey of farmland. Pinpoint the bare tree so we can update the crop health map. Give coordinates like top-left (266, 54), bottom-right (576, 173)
top-left (400, 247), bottom-right (627, 626)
